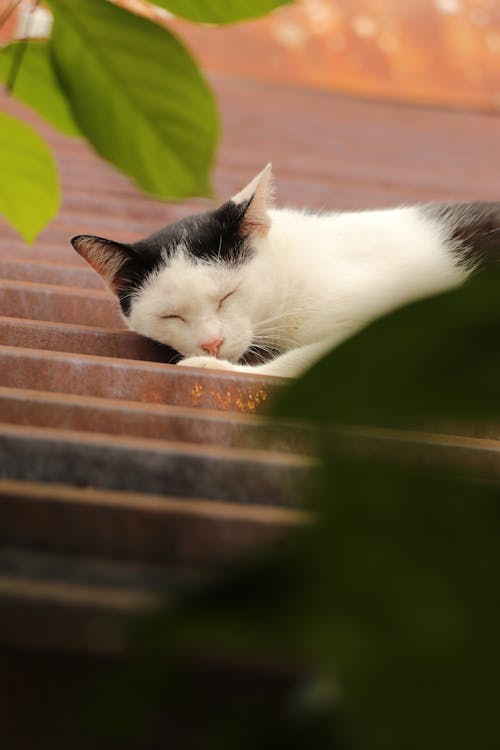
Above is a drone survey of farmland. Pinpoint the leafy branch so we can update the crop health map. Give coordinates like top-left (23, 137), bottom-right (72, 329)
top-left (0, 0), bottom-right (290, 243)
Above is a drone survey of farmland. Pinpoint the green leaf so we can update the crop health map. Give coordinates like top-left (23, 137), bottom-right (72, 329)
top-left (0, 111), bottom-right (60, 243)
top-left (81, 455), bottom-right (500, 750)
top-left (276, 268), bottom-right (500, 429)
top-left (305, 456), bottom-right (500, 750)
top-left (0, 42), bottom-right (81, 137)
top-left (154, 0), bottom-right (292, 24)
top-left (49, 0), bottom-right (219, 199)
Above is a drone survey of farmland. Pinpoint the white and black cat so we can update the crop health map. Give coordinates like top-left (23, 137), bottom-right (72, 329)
top-left (71, 164), bottom-right (499, 378)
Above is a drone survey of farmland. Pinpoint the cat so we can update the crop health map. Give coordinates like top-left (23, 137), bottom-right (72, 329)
top-left (71, 164), bottom-right (500, 378)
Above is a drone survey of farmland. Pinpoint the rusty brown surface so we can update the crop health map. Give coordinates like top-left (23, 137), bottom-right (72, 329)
top-left (0, 386), bottom-right (309, 452)
top-left (0, 421), bottom-right (313, 507)
top-left (0, 478), bottom-right (308, 566)
top-left (0, 258), bottom-right (104, 288)
top-left (0, 77), bottom-right (298, 650)
top-left (0, 279), bottom-right (124, 326)
top-left (3, 19), bottom-right (500, 655)
top-left (0, 345), bottom-right (280, 410)
top-left (0, 318), bottom-right (177, 361)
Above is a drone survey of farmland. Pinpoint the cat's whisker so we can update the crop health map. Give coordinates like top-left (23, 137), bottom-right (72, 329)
top-left (254, 326), bottom-right (297, 340)
top-left (255, 311), bottom-right (295, 327)
top-left (255, 303), bottom-right (322, 329)
top-left (253, 330), bottom-right (298, 347)
top-left (241, 344), bottom-right (277, 366)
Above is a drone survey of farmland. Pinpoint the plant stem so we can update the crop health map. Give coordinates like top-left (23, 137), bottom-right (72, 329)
top-left (6, 0), bottom-right (41, 93)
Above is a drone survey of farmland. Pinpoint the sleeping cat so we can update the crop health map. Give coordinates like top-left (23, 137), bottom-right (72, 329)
top-left (71, 164), bottom-right (500, 378)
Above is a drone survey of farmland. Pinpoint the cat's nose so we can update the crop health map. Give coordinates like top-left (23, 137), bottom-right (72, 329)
top-left (201, 338), bottom-right (223, 357)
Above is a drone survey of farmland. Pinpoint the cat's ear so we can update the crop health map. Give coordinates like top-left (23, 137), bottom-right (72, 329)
top-left (71, 235), bottom-right (137, 293)
top-left (231, 163), bottom-right (275, 237)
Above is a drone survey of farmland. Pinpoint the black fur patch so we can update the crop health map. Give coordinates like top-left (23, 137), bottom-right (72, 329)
top-left (116, 248), bottom-right (165, 317)
top-left (422, 202), bottom-right (500, 269)
top-left (73, 201), bottom-right (253, 316)
top-left (112, 200), bottom-right (253, 316)
top-left (133, 199), bottom-right (253, 266)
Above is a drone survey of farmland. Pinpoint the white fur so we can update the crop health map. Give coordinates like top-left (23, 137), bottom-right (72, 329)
top-left (129, 245), bottom-right (258, 363)
top-left (128, 201), bottom-right (466, 378)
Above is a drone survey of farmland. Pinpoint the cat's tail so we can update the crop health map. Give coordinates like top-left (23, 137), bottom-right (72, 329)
top-left (422, 201), bottom-right (500, 272)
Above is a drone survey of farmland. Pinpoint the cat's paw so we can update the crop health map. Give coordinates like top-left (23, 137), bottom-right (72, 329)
top-left (177, 356), bottom-right (238, 372)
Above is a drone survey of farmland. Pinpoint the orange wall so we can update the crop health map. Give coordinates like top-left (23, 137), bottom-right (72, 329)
top-left (3, 1), bottom-right (500, 110)
top-left (167, 0), bottom-right (500, 111)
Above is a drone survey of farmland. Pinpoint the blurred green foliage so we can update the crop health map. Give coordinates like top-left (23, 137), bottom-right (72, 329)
top-left (81, 270), bottom-right (500, 749)
top-left (0, 0), bottom-right (288, 242)
top-left (277, 267), bottom-right (500, 429)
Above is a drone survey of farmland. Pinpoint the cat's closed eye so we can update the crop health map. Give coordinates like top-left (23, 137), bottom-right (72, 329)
top-left (218, 290), bottom-right (235, 311)
top-left (160, 314), bottom-right (185, 322)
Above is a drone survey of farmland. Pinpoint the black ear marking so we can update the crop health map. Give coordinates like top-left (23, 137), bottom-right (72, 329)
top-left (71, 234), bottom-right (165, 315)
top-left (71, 235), bottom-right (137, 292)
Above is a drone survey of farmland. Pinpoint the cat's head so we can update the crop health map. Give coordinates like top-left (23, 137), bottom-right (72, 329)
top-left (71, 164), bottom-right (275, 363)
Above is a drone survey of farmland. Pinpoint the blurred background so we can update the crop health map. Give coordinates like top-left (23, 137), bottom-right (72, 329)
top-left (3, 0), bottom-right (500, 110)
top-left (170, 0), bottom-right (500, 111)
